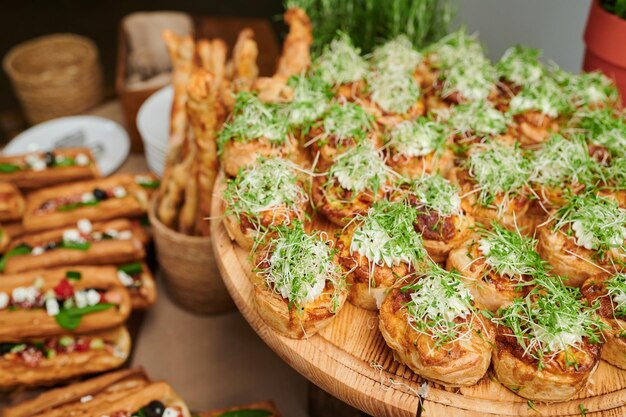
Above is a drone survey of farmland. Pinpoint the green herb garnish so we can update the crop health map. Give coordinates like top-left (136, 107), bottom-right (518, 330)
top-left (0, 244), bottom-right (31, 272)
top-left (54, 303), bottom-right (114, 331)
top-left (66, 271), bottom-right (82, 281)
top-left (118, 262), bottom-right (143, 275)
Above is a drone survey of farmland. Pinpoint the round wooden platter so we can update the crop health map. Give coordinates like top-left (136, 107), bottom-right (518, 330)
top-left (210, 171), bottom-right (626, 417)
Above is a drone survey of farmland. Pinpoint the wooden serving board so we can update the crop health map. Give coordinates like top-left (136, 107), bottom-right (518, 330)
top-left (210, 172), bottom-right (626, 417)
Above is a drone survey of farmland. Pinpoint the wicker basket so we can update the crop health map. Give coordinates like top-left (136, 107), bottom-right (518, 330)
top-left (3, 33), bottom-right (104, 124)
top-left (148, 196), bottom-right (235, 315)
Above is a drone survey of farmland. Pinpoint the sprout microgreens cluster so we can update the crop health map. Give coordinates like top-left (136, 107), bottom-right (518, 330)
top-left (426, 29), bottom-right (485, 70)
top-left (552, 192), bottom-right (626, 254)
top-left (218, 92), bottom-right (289, 153)
top-left (370, 35), bottom-right (423, 73)
top-left (530, 134), bottom-right (601, 188)
top-left (328, 142), bottom-right (389, 193)
top-left (316, 32), bottom-right (369, 85)
top-left (466, 142), bottom-right (530, 207)
top-left (558, 70), bottom-right (619, 109)
top-left (575, 108), bottom-right (626, 159)
top-left (606, 273), bottom-right (626, 319)
top-left (259, 223), bottom-right (343, 309)
top-left (496, 45), bottom-right (546, 87)
top-left (367, 69), bottom-right (421, 114)
top-left (404, 264), bottom-right (477, 347)
top-left (477, 222), bottom-right (548, 279)
top-left (223, 157), bottom-right (309, 224)
top-left (350, 200), bottom-right (426, 271)
top-left (385, 117), bottom-right (448, 158)
top-left (405, 174), bottom-right (461, 217)
top-left (494, 276), bottom-right (604, 367)
top-left (508, 78), bottom-right (572, 118)
top-left (285, 74), bottom-right (333, 130)
top-left (446, 100), bottom-right (511, 137)
top-left (604, 157), bottom-right (626, 190)
top-left (321, 101), bottom-right (373, 144)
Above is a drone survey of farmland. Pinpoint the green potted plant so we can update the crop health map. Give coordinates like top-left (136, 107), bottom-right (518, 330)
top-left (584, 0), bottom-right (626, 105)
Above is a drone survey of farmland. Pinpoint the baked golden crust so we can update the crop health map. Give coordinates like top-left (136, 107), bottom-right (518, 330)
top-left (23, 175), bottom-right (150, 232)
top-left (4, 219), bottom-right (146, 274)
top-left (311, 175), bottom-right (383, 227)
top-left (306, 127), bottom-right (382, 171)
top-left (0, 181), bottom-right (24, 222)
top-left (379, 288), bottom-right (494, 387)
top-left (581, 276), bottom-right (626, 369)
top-left (536, 223), bottom-right (614, 287)
top-left (512, 111), bottom-right (560, 147)
top-left (0, 326), bottom-right (130, 389)
top-left (124, 262), bottom-right (157, 310)
top-left (0, 148), bottom-right (99, 190)
top-left (385, 147), bottom-right (454, 179)
top-left (0, 266), bottom-right (131, 341)
top-left (492, 324), bottom-right (601, 402)
top-left (2, 367), bottom-right (149, 417)
top-left (336, 226), bottom-right (418, 310)
top-left (416, 209), bottom-right (474, 263)
top-left (221, 136), bottom-right (307, 178)
top-left (447, 235), bottom-right (533, 312)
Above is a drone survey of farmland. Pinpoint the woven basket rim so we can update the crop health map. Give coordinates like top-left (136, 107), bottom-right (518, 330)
top-left (3, 33), bottom-right (99, 83)
top-left (148, 194), bottom-right (212, 244)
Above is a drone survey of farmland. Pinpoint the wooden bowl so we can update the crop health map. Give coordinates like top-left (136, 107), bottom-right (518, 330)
top-left (148, 196), bottom-right (234, 315)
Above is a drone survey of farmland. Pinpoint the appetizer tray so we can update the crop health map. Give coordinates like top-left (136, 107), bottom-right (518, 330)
top-left (211, 171), bottom-right (626, 417)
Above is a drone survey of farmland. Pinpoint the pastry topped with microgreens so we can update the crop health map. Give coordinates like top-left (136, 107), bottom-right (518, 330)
top-left (338, 199), bottom-right (426, 310)
top-left (401, 174), bottom-right (462, 217)
top-left (446, 100), bottom-right (511, 140)
top-left (581, 272), bottom-right (626, 369)
top-left (315, 32), bottom-right (368, 86)
top-left (509, 79), bottom-right (571, 120)
top-left (492, 275), bottom-right (604, 401)
top-left (425, 29), bottom-right (486, 70)
top-left (370, 35), bottom-right (422, 73)
top-left (379, 263), bottom-right (494, 387)
top-left (448, 222), bottom-right (546, 312)
top-left (575, 107), bottom-right (626, 159)
top-left (222, 157), bottom-right (310, 250)
top-left (366, 69), bottom-right (421, 115)
top-left (537, 192), bottom-right (626, 287)
top-left (253, 223), bottom-right (347, 339)
top-left (439, 58), bottom-right (497, 102)
top-left (556, 70), bottom-right (619, 109)
top-left (496, 45), bottom-right (546, 87)
top-left (284, 74), bottom-right (333, 131)
top-left (384, 117), bottom-right (453, 177)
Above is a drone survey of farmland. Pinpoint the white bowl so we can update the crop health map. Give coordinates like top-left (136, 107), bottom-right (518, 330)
top-left (137, 85), bottom-right (172, 176)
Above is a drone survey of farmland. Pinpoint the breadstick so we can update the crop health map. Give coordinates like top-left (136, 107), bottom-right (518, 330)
top-left (231, 28), bottom-right (259, 92)
top-left (157, 150), bottom-right (193, 228)
top-left (275, 8), bottom-right (312, 78)
top-left (178, 155), bottom-right (198, 235)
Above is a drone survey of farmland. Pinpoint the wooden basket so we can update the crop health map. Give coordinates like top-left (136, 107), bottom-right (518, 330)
top-left (148, 196), bottom-right (235, 315)
top-left (3, 33), bottom-right (104, 124)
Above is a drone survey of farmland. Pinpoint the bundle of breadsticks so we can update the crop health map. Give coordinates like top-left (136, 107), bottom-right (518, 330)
top-left (156, 8), bottom-right (313, 236)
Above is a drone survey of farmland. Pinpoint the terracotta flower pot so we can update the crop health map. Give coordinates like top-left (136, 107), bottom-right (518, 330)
top-left (584, 0), bottom-right (626, 107)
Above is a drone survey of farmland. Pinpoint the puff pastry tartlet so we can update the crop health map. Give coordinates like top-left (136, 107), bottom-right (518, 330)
top-left (393, 174), bottom-right (473, 262)
top-left (492, 276), bottom-right (604, 402)
top-left (219, 92), bottom-right (306, 177)
top-left (379, 264), bottom-right (494, 386)
top-left (253, 224), bottom-right (347, 339)
top-left (537, 192), bottom-right (626, 287)
top-left (447, 222), bottom-right (547, 312)
top-left (222, 157), bottom-right (309, 250)
top-left (337, 200), bottom-right (428, 310)
top-left (311, 142), bottom-right (390, 226)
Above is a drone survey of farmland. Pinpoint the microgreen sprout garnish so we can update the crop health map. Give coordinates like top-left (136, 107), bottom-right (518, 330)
top-left (426, 29), bottom-right (486, 70)
top-left (603, 157), bottom-right (626, 190)
top-left (257, 223), bottom-right (344, 310)
top-left (508, 78), bottom-right (571, 118)
top-left (385, 117), bottom-right (448, 158)
top-left (370, 35), bottom-right (422, 73)
top-left (606, 273), bottom-right (626, 319)
top-left (576, 108), bottom-right (626, 159)
top-left (328, 142), bottom-right (390, 193)
top-left (367, 69), bottom-right (421, 114)
top-left (223, 157), bottom-right (309, 226)
top-left (494, 275), bottom-right (605, 366)
top-left (320, 101), bottom-right (373, 144)
top-left (285, 74), bottom-right (333, 130)
top-left (403, 264), bottom-right (478, 347)
top-left (217, 92), bottom-right (289, 153)
top-left (558, 70), bottom-right (619, 109)
top-left (446, 100), bottom-right (511, 137)
top-left (440, 58), bottom-right (497, 101)
top-left (496, 45), bottom-right (545, 86)
top-left (477, 222), bottom-right (548, 279)
top-left (466, 142), bottom-right (530, 208)
top-left (552, 192), bottom-right (626, 254)
top-left (350, 200), bottom-right (426, 272)
top-left (530, 134), bottom-right (602, 188)
top-left (403, 174), bottom-right (461, 217)
top-left (316, 32), bottom-right (368, 85)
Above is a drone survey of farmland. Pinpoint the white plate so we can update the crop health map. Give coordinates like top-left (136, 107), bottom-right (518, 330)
top-left (4, 116), bottom-right (130, 176)
top-left (137, 85), bottom-right (171, 176)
